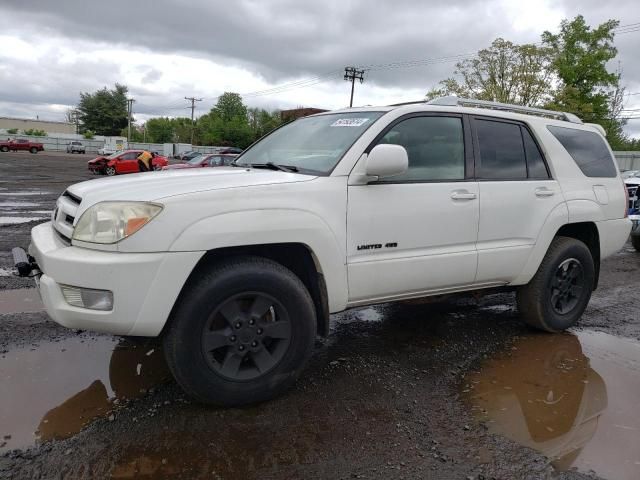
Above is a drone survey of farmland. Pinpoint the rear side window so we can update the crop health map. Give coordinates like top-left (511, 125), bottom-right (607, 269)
top-left (547, 126), bottom-right (617, 178)
top-left (475, 120), bottom-right (527, 179)
top-left (522, 129), bottom-right (549, 179)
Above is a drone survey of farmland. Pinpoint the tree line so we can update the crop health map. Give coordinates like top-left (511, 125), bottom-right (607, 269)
top-left (69, 88), bottom-right (284, 148)
top-left (426, 15), bottom-right (639, 150)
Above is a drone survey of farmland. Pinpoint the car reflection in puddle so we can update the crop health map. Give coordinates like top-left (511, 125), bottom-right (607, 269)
top-left (464, 330), bottom-right (640, 480)
top-left (0, 337), bottom-right (169, 451)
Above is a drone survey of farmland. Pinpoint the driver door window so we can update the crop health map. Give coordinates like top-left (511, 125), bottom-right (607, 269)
top-left (375, 116), bottom-right (465, 182)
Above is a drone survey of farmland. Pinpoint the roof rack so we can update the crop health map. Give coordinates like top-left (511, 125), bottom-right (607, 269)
top-left (426, 96), bottom-right (582, 124)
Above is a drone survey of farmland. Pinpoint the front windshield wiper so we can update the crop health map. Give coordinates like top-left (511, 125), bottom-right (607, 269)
top-left (246, 162), bottom-right (299, 172)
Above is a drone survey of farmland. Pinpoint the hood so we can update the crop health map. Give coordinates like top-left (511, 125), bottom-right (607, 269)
top-left (88, 156), bottom-right (108, 164)
top-left (67, 167), bottom-right (317, 206)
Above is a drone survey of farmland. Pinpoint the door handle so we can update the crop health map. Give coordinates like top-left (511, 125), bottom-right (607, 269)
top-left (451, 190), bottom-right (477, 200)
top-left (535, 187), bottom-right (555, 197)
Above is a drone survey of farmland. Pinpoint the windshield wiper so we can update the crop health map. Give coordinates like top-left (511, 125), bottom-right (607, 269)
top-left (249, 162), bottom-right (299, 172)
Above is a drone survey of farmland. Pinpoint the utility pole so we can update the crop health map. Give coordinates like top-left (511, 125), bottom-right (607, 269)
top-left (343, 67), bottom-right (365, 108)
top-left (185, 96), bottom-right (203, 145)
top-left (126, 98), bottom-right (135, 144)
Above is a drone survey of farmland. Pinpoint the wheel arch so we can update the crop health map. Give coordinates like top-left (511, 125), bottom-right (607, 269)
top-left (166, 243), bottom-right (331, 338)
top-left (555, 222), bottom-right (600, 289)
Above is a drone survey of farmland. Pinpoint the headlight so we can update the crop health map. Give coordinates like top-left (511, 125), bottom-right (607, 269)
top-left (72, 201), bottom-right (163, 244)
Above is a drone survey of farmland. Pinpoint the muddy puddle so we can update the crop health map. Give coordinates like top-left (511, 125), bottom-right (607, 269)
top-left (0, 337), bottom-right (170, 452)
top-left (0, 288), bottom-right (43, 314)
top-left (463, 330), bottom-right (640, 480)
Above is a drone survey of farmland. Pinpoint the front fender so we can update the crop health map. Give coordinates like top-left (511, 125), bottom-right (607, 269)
top-left (169, 209), bottom-right (348, 312)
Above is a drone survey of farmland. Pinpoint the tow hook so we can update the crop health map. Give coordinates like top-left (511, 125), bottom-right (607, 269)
top-left (12, 247), bottom-right (40, 277)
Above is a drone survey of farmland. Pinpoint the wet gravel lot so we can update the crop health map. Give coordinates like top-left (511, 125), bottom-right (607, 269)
top-left (1, 151), bottom-right (639, 479)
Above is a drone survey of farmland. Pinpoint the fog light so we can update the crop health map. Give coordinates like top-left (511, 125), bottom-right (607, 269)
top-left (60, 285), bottom-right (113, 311)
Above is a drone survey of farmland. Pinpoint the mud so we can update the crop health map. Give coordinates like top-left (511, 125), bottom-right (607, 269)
top-left (1, 151), bottom-right (639, 479)
top-left (1, 337), bottom-right (169, 452)
top-left (464, 330), bottom-right (640, 480)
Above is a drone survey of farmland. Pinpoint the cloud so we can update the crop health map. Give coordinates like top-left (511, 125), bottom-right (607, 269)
top-left (0, 0), bottom-right (638, 137)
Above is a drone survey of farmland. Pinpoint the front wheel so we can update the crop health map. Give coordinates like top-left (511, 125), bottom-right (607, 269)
top-left (517, 236), bottom-right (595, 332)
top-left (105, 166), bottom-right (116, 176)
top-left (163, 256), bottom-right (316, 406)
top-left (30, 147), bottom-right (38, 154)
top-left (1, 146), bottom-right (9, 152)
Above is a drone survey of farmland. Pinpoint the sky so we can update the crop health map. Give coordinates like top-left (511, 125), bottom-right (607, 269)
top-left (1, 0), bottom-right (639, 137)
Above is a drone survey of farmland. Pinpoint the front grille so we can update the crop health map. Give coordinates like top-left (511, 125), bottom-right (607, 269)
top-left (54, 228), bottom-right (72, 246)
top-left (62, 190), bottom-right (81, 205)
top-left (52, 191), bottom-right (82, 242)
top-left (628, 185), bottom-right (638, 213)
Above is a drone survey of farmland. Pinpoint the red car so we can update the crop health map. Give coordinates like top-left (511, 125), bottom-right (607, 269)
top-left (0, 139), bottom-right (44, 153)
top-left (88, 150), bottom-right (169, 176)
top-left (161, 153), bottom-right (238, 171)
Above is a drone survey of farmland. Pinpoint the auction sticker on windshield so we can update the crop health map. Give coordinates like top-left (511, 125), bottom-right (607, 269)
top-left (331, 118), bottom-right (370, 127)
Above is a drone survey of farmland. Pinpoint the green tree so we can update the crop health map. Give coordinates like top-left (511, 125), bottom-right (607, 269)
top-left (199, 93), bottom-right (253, 148)
top-left (83, 130), bottom-right (95, 139)
top-left (77, 84), bottom-right (129, 136)
top-left (426, 38), bottom-right (553, 106)
top-left (6, 128), bottom-right (18, 134)
top-left (142, 117), bottom-right (174, 143)
top-left (248, 108), bottom-right (283, 141)
top-left (542, 16), bottom-right (627, 147)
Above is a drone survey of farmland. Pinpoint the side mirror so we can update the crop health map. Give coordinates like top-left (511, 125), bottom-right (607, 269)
top-left (365, 144), bottom-right (408, 180)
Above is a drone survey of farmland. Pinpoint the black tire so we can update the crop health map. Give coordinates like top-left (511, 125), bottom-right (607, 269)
top-left (105, 166), bottom-right (116, 176)
top-left (0, 146), bottom-right (8, 152)
top-left (517, 236), bottom-right (595, 332)
top-left (163, 256), bottom-right (316, 406)
top-left (632, 235), bottom-right (640, 252)
top-left (30, 147), bottom-right (38, 154)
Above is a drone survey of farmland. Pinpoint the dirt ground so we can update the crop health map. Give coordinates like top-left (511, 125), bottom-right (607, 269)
top-left (1, 151), bottom-right (639, 479)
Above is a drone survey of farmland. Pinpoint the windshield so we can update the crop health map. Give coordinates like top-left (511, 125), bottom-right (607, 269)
top-left (236, 111), bottom-right (384, 174)
top-left (106, 152), bottom-right (121, 159)
top-left (187, 154), bottom-right (205, 164)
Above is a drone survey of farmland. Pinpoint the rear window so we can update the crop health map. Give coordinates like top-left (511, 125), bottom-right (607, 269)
top-left (476, 119), bottom-right (527, 179)
top-left (547, 126), bottom-right (617, 178)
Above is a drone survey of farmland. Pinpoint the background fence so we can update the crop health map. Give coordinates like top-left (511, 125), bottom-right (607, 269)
top-left (3, 133), bottom-right (640, 168)
top-left (1, 134), bottom-right (227, 156)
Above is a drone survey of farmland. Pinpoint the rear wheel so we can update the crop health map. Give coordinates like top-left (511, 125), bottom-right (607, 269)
top-left (163, 256), bottom-right (316, 406)
top-left (30, 147), bottom-right (38, 154)
top-left (1, 146), bottom-right (9, 152)
top-left (105, 166), bottom-right (116, 176)
top-left (517, 237), bottom-right (595, 332)
top-left (632, 235), bottom-right (640, 252)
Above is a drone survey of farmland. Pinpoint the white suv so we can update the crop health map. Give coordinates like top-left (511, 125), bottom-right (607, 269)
top-left (18, 97), bottom-right (631, 406)
top-left (66, 141), bottom-right (85, 154)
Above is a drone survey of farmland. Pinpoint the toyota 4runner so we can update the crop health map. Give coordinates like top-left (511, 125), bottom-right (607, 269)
top-left (15, 97), bottom-right (631, 406)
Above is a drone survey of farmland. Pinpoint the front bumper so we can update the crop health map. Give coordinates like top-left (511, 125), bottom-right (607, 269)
top-left (28, 222), bottom-right (203, 337)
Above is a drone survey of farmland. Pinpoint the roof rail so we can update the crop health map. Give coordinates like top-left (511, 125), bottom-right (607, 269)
top-left (426, 96), bottom-right (583, 124)
top-left (388, 100), bottom-right (428, 107)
